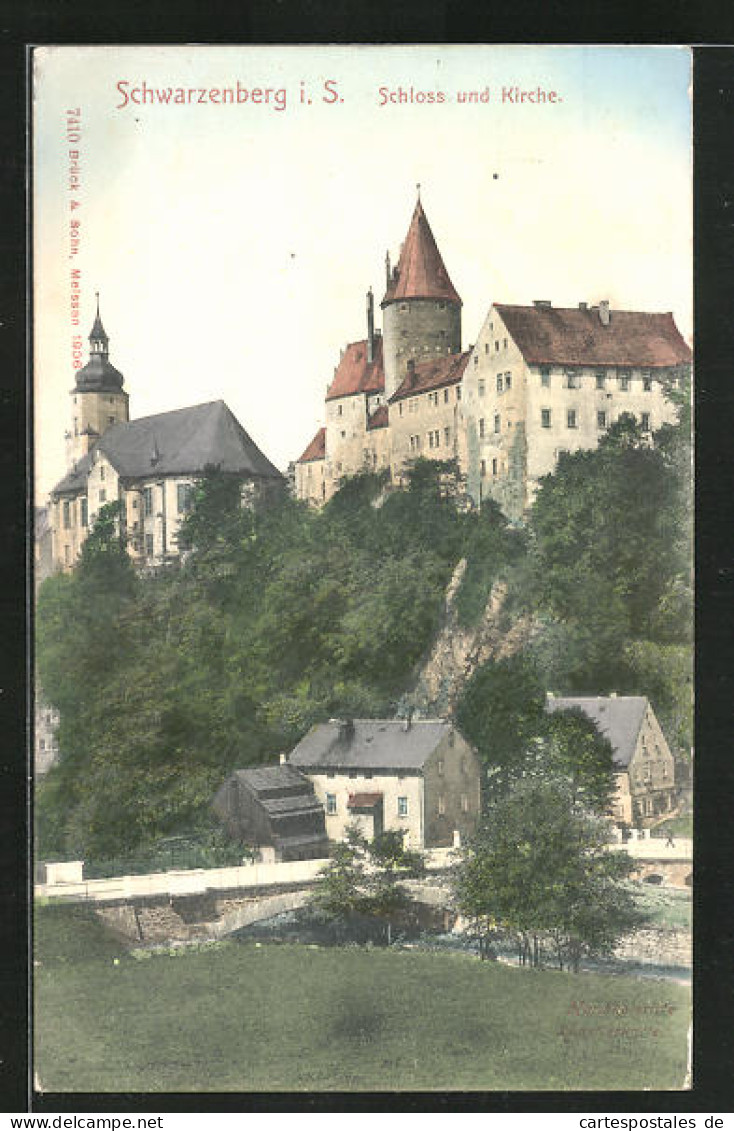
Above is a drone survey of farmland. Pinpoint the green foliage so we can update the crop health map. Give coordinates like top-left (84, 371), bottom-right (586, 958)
top-left (312, 824), bottom-right (424, 943)
top-left (454, 778), bottom-right (643, 971)
top-left (454, 499), bottom-right (526, 627)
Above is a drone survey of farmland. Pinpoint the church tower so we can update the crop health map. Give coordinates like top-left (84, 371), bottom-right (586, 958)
top-left (66, 296), bottom-right (129, 469)
top-left (381, 193), bottom-right (462, 400)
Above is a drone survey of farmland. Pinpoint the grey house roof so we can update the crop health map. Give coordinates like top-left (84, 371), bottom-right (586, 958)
top-left (288, 718), bottom-right (453, 772)
top-left (545, 695), bottom-right (649, 769)
top-left (52, 400), bottom-right (283, 496)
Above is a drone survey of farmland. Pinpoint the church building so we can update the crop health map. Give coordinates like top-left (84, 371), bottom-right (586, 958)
top-left (295, 195), bottom-right (691, 518)
top-left (49, 300), bottom-right (284, 571)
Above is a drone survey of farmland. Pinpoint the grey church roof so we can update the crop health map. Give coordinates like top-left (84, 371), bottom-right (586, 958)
top-left (545, 695), bottom-right (649, 769)
top-left (288, 718), bottom-right (452, 771)
top-left (52, 400), bottom-right (283, 495)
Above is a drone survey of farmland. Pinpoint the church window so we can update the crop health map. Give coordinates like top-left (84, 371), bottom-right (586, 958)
top-left (540, 367), bottom-right (551, 387)
top-left (494, 414), bottom-right (500, 433)
top-left (143, 487), bottom-right (153, 516)
top-left (567, 409), bottom-right (578, 429)
top-left (541, 408), bottom-right (551, 428)
top-left (80, 497), bottom-right (88, 527)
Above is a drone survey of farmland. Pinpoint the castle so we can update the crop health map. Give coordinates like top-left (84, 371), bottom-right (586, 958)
top-left (295, 195), bottom-right (691, 517)
top-left (48, 298), bottom-right (284, 572)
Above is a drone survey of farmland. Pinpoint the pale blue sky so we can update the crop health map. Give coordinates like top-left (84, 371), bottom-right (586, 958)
top-left (34, 45), bottom-right (691, 501)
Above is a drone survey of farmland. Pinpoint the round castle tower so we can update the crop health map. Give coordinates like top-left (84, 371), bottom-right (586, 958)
top-left (380, 194), bottom-right (462, 400)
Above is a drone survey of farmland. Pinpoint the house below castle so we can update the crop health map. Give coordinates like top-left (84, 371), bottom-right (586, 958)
top-left (295, 196), bottom-right (691, 519)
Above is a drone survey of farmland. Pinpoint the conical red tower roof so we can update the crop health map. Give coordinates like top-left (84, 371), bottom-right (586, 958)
top-left (382, 199), bottom-right (461, 307)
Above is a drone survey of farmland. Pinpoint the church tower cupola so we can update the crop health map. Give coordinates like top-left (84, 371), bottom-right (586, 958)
top-left (381, 191), bottom-right (462, 399)
top-left (67, 295), bottom-right (130, 469)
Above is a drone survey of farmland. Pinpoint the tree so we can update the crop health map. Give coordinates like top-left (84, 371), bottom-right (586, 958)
top-left (454, 778), bottom-right (643, 971)
top-left (311, 825), bottom-right (425, 945)
top-left (536, 707), bottom-right (616, 814)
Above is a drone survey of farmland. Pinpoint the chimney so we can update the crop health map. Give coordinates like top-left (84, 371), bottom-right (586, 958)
top-left (366, 288), bottom-right (375, 363)
top-left (533, 299), bottom-right (552, 308)
top-left (407, 358), bottom-right (417, 386)
top-left (578, 301), bottom-right (588, 311)
top-left (599, 300), bottom-right (610, 326)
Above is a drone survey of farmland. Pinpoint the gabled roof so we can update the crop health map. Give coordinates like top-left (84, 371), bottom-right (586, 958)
top-left (367, 405), bottom-right (389, 430)
top-left (288, 718), bottom-right (453, 771)
top-left (545, 695), bottom-right (649, 769)
top-left (233, 763), bottom-right (310, 794)
top-left (382, 200), bottom-right (461, 307)
top-left (494, 305), bottom-right (691, 370)
top-left (325, 337), bottom-right (385, 402)
top-left (297, 427), bottom-right (326, 463)
top-left (51, 401), bottom-right (283, 495)
top-left (52, 452), bottom-right (94, 497)
top-left (390, 351), bottom-right (470, 403)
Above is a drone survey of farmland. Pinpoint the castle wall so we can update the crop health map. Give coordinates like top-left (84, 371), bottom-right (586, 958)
top-left (388, 382), bottom-right (462, 484)
top-left (382, 299), bottom-right (461, 399)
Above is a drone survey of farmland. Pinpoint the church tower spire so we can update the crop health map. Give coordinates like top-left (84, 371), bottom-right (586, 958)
top-left (381, 193), bottom-right (462, 398)
top-left (66, 297), bottom-right (130, 469)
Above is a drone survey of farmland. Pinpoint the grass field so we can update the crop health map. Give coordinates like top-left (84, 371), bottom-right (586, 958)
top-left (34, 904), bottom-right (691, 1093)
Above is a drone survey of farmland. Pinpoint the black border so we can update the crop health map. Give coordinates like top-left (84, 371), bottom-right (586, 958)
top-left (2, 8), bottom-right (733, 1115)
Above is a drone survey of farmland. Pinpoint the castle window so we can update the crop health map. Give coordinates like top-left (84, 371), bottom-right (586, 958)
top-left (62, 501), bottom-right (71, 529)
top-left (399, 403), bottom-right (403, 416)
top-left (485, 343), bottom-right (489, 354)
top-left (479, 418), bottom-right (485, 439)
top-left (496, 375), bottom-right (503, 393)
top-left (326, 794), bottom-right (337, 815)
top-left (503, 338), bottom-right (508, 350)
top-left (619, 370), bottom-right (631, 391)
top-left (444, 426), bottom-right (450, 445)
top-left (492, 458), bottom-right (498, 476)
top-left (494, 414), bottom-right (500, 434)
top-left (143, 487), bottom-right (153, 516)
top-left (567, 409), bottom-right (578, 429)
top-left (541, 408), bottom-right (552, 428)
top-left (595, 371), bottom-right (606, 390)
top-left (73, 418), bottom-right (78, 437)
top-left (99, 465), bottom-right (105, 480)
top-left (641, 412), bottom-right (651, 432)
top-left (540, 367), bottom-right (551, 387)
top-left (338, 404), bottom-right (343, 416)
top-left (505, 372), bottom-right (512, 390)
top-left (400, 303), bottom-right (409, 312)
top-left (145, 533), bottom-right (154, 555)
top-left (565, 370), bottom-right (578, 389)
top-left (456, 387), bottom-right (462, 401)
top-left (480, 459), bottom-right (487, 478)
top-left (597, 410), bottom-right (607, 429)
top-left (495, 341), bottom-right (500, 352)
top-left (474, 354), bottom-right (479, 368)
top-left (80, 497), bottom-right (88, 527)
top-left (478, 379), bottom-right (485, 397)
top-left (444, 388), bottom-right (449, 403)
top-left (397, 796), bottom-right (408, 817)
top-left (64, 545), bottom-right (70, 564)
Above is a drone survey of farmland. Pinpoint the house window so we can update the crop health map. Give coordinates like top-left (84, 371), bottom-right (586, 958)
top-left (478, 379), bottom-right (485, 397)
top-left (565, 370), bottom-right (578, 389)
top-left (326, 793), bottom-right (337, 815)
top-left (503, 338), bottom-right (508, 350)
top-left (540, 367), bottom-right (551, 387)
top-left (480, 459), bottom-right (487, 478)
top-left (143, 487), bottom-right (153, 516)
top-left (619, 371), bottom-right (630, 391)
top-left (338, 404), bottom-right (343, 416)
top-left (495, 341), bottom-right (499, 352)
top-left (145, 533), bottom-right (154, 555)
top-left (99, 488), bottom-right (107, 503)
top-left (444, 388), bottom-right (449, 403)
top-left (641, 412), bottom-right (651, 432)
top-left (479, 418), bottom-right (485, 439)
top-left (485, 342), bottom-right (490, 354)
top-left (397, 796), bottom-right (408, 817)
top-left (437, 795), bottom-right (446, 816)
top-left (80, 497), bottom-right (88, 527)
top-left (494, 414), bottom-right (500, 434)
top-left (62, 500), bottom-right (71, 529)
top-left (643, 372), bottom-right (652, 391)
top-left (496, 375), bottom-right (503, 393)
top-left (597, 410), bottom-right (607, 429)
top-left (567, 410), bottom-right (578, 429)
top-left (399, 403), bottom-right (403, 416)
top-left (492, 458), bottom-right (498, 476)
top-left (595, 371), bottom-right (606, 390)
top-left (541, 408), bottom-right (551, 429)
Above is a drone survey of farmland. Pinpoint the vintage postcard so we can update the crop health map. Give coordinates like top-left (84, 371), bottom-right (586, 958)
top-left (32, 45), bottom-right (693, 1095)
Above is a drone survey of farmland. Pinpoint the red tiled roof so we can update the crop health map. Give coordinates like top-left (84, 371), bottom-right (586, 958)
top-left (367, 404), bottom-right (389, 430)
top-left (297, 426), bottom-right (326, 464)
top-left (325, 337), bottom-right (385, 402)
top-left (347, 792), bottom-right (384, 809)
top-left (382, 200), bottom-right (461, 307)
top-left (389, 350), bottom-right (470, 403)
top-left (495, 304), bottom-right (691, 369)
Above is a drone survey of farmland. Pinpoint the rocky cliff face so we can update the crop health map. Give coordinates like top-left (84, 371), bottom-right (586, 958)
top-left (407, 558), bottom-right (536, 718)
